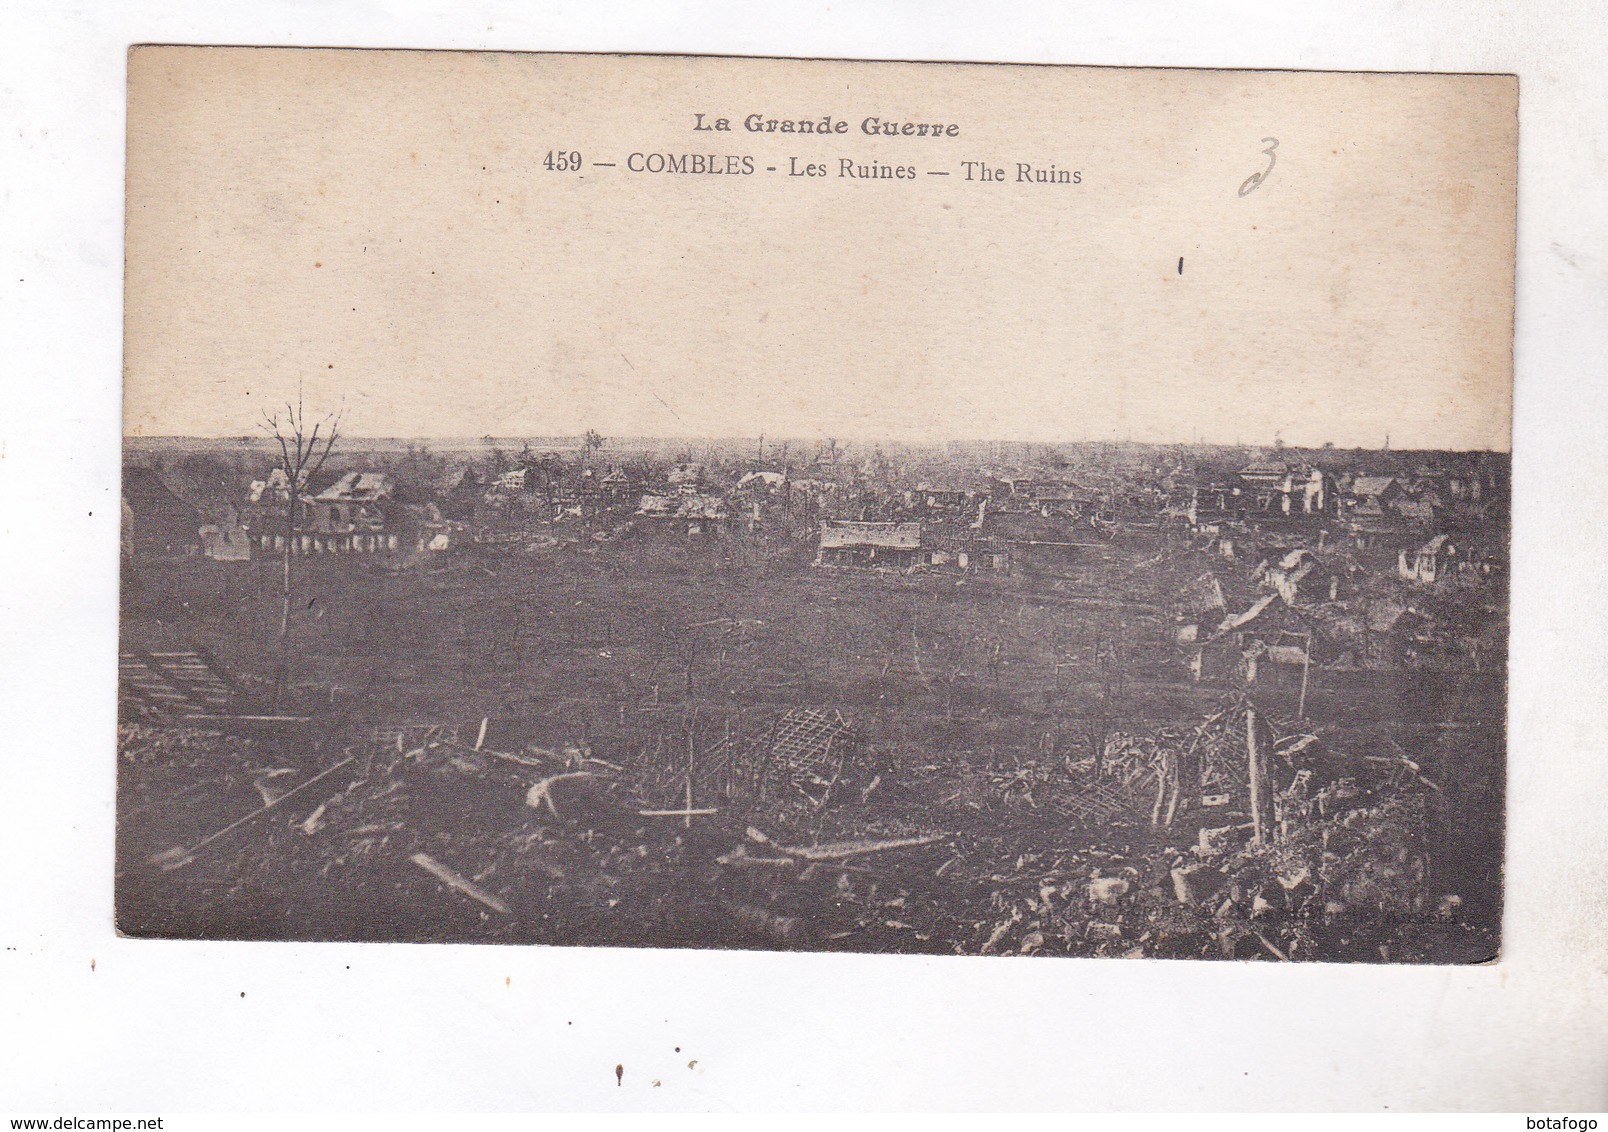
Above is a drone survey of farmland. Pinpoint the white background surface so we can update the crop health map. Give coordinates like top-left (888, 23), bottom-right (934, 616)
top-left (2, 0), bottom-right (1605, 1113)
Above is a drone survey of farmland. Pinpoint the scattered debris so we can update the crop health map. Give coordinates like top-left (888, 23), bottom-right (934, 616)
top-left (120, 681), bottom-right (1493, 961)
top-left (148, 755), bottom-right (355, 871)
top-left (725, 903), bottom-right (806, 945)
top-left (524, 772), bottom-right (599, 819)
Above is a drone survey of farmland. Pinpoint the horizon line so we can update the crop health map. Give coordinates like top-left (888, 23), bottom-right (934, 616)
top-left (122, 434), bottom-right (1512, 455)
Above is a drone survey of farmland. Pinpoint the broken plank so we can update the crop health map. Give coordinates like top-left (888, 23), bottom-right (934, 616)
top-left (715, 853), bottom-right (797, 867)
top-left (410, 852), bottom-right (511, 914)
top-left (774, 833), bottom-right (950, 861)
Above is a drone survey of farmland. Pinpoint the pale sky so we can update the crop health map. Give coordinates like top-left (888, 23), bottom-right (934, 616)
top-left (125, 49), bottom-right (1516, 450)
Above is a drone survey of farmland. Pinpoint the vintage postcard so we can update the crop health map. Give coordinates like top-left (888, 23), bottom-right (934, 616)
top-left (119, 48), bottom-right (1515, 962)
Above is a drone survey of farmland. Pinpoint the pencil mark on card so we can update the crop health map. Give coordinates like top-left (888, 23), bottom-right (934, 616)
top-left (1239, 137), bottom-right (1279, 197)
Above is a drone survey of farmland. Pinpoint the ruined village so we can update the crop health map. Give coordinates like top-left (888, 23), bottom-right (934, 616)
top-left (117, 434), bottom-right (1507, 962)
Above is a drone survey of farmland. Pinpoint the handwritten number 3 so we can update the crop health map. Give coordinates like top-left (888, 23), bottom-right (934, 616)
top-left (1239, 137), bottom-right (1279, 197)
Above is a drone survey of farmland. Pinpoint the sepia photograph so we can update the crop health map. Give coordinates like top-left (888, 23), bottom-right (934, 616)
top-left (117, 48), bottom-right (1515, 964)
top-left (16, 0), bottom-right (1608, 1112)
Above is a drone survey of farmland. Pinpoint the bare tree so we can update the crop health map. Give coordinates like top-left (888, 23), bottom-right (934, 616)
top-left (581, 429), bottom-right (605, 468)
top-left (260, 388), bottom-right (342, 705)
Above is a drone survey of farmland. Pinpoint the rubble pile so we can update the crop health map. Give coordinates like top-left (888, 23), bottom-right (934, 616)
top-left (115, 692), bottom-right (1489, 959)
top-left (1096, 700), bottom-right (1302, 827)
top-left (119, 722), bottom-right (255, 766)
top-left (947, 700), bottom-right (1483, 961)
top-left (626, 707), bottom-right (873, 820)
